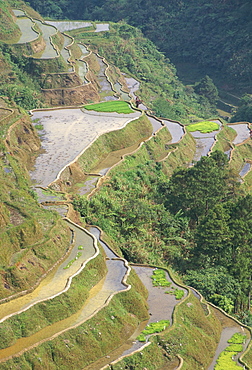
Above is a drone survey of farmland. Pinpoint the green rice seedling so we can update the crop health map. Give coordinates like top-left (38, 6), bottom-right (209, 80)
top-left (225, 344), bottom-right (243, 352)
top-left (83, 101), bottom-right (133, 114)
top-left (137, 320), bottom-right (170, 342)
top-left (228, 333), bottom-right (246, 344)
top-left (214, 351), bottom-right (242, 370)
top-left (187, 121), bottom-right (219, 133)
top-left (151, 269), bottom-right (171, 287)
top-left (137, 333), bottom-right (146, 342)
top-left (63, 252), bottom-right (82, 269)
top-left (174, 289), bottom-right (184, 300)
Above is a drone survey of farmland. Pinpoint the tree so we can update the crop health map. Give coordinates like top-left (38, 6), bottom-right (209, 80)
top-left (160, 151), bottom-right (229, 224)
top-left (228, 195), bottom-right (252, 310)
top-left (209, 294), bottom-right (234, 314)
top-left (194, 75), bottom-right (219, 104)
top-left (230, 94), bottom-right (252, 122)
top-left (184, 266), bottom-right (241, 303)
top-left (194, 203), bottom-right (231, 266)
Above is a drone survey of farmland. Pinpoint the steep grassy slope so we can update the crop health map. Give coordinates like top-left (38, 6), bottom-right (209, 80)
top-left (0, 103), bottom-right (71, 299)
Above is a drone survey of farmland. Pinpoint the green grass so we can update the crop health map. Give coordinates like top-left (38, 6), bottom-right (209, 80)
top-left (225, 344), bottom-right (243, 352)
top-left (214, 351), bottom-right (242, 370)
top-left (165, 287), bottom-right (185, 300)
top-left (187, 121), bottom-right (219, 133)
top-left (214, 332), bottom-right (246, 370)
top-left (228, 333), bottom-right (246, 344)
top-left (151, 269), bottom-right (171, 287)
top-left (137, 320), bottom-right (170, 341)
top-left (34, 124), bottom-right (43, 130)
top-left (83, 101), bottom-right (134, 114)
top-left (174, 289), bottom-right (184, 300)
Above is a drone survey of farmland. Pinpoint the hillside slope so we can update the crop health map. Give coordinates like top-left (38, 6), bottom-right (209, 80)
top-left (0, 0), bottom-right (251, 369)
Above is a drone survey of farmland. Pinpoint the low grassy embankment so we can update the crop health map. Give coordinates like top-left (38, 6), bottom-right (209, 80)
top-left (211, 124), bottom-right (237, 153)
top-left (229, 140), bottom-right (252, 192)
top-left (0, 269), bottom-right (149, 369)
top-left (158, 130), bottom-right (196, 176)
top-left (243, 343), bottom-right (252, 369)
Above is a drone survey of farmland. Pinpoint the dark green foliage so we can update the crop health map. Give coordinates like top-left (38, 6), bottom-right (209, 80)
top-left (230, 94), bottom-right (252, 122)
top-left (193, 75), bottom-right (218, 104)
top-left (210, 294), bottom-right (234, 314)
top-left (73, 160), bottom-right (191, 266)
top-left (26, 0), bottom-right (252, 88)
top-left (0, 44), bottom-right (43, 109)
top-left (194, 203), bottom-right (232, 266)
top-left (184, 266), bottom-right (241, 303)
top-left (160, 151), bottom-right (229, 223)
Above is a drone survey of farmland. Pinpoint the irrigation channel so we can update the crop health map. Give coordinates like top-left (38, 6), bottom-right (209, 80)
top-left (0, 103), bottom-right (250, 368)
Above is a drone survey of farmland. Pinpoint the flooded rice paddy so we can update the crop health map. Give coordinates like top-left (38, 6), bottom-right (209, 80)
top-left (228, 123), bottom-right (250, 145)
top-left (30, 108), bottom-right (140, 187)
top-left (33, 20), bottom-right (58, 58)
top-left (45, 21), bottom-right (92, 32)
top-left (15, 17), bottom-right (38, 44)
top-left (95, 24), bottom-right (110, 32)
top-left (163, 119), bottom-right (185, 144)
top-left (239, 162), bottom-right (251, 177)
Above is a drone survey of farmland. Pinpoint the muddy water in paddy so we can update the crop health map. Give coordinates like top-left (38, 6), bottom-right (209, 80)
top-left (45, 21), bottom-right (92, 32)
top-left (83, 229), bottom-right (186, 370)
top-left (113, 82), bottom-right (131, 101)
top-left (133, 266), bottom-right (187, 326)
top-left (147, 115), bottom-right (163, 133)
top-left (30, 108), bottom-right (140, 187)
top-left (190, 129), bottom-right (219, 162)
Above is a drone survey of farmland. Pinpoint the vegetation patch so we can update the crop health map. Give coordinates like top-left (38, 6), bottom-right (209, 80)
top-left (34, 123), bottom-right (43, 130)
top-left (228, 333), bottom-right (246, 344)
top-left (63, 251), bottom-right (82, 269)
top-left (165, 287), bottom-right (185, 300)
top-left (214, 333), bottom-right (246, 370)
top-left (187, 120), bottom-right (219, 133)
top-left (83, 101), bottom-right (134, 114)
top-left (225, 344), bottom-right (243, 352)
top-left (214, 350), bottom-right (241, 370)
top-left (137, 320), bottom-right (170, 342)
top-left (151, 269), bottom-right (171, 287)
